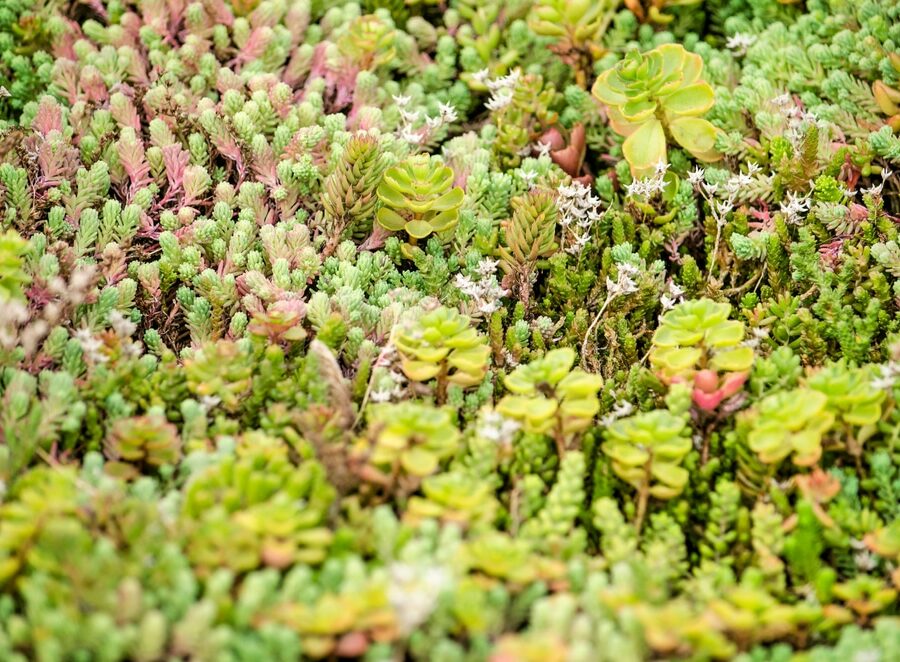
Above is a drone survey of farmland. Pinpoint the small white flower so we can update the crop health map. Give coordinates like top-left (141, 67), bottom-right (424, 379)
top-left (370, 389), bottom-right (394, 403)
top-left (687, 167), bottom-right (706, 187)
top-left (388, 563), bottom-right (452, 635)
top-left (871, 362), bottom-right (899, 391)
top-left (200, 394), bottom-right (222, 412)
top-left (392, 94), bottom-right (411, 107)
top-left (472, 68), bottom-right (490, 84)
top-left (477, 258), bottom-right (500, 277)
top-left (772, 93), bottom-right (791, 106)
top-left (478, 300), bottom-right (500, 314)
top-left (74, 328), bottom-right (108, 364)
top-left (854, 549), bottom-right (878, 572)
top-left (533, 141), bottom-right (552, 158)
top-left (477, 410), bottom-right (521, 444)
top-left (726, 32), bottom-right (756, 55)
top-left (602, 399), bottom-right (634, 426)
top-left (625, 179), bottom-right (644, 198)
top-left (600, 399), bottom-right (634, 427)
top-left (780, 191), bottom-right (811, 224)
top-left (438, 103), bottom-right (458, 123)
top-left (520, 169), bottom-right (539, 185)
top-left (399, 108), bottom-right (421, 124)
top-left (400, 125), bottom-right (424, 145)
top-left (607, 269), bottom-right (638, 296)
top-left (108, 310), bottom-right (137, 338)
top-left (618, 262), bottom-right (640, 277)
top-left (122, 340), bottom-right (143, 358)
top-left (557, 180), bottom-right (604, 254)
top-left (455, 269), bottom-right (508, 314)
top-left (454, 273), bottom-right (478, 295)
top-left (881, 167), bottom-right (893, 181)
top-left (862, 183), bottom-right (883, 197)
top-left (486, 88), bottom-right (513, 111)
top-left (488, 69), bottom-right (520, 91)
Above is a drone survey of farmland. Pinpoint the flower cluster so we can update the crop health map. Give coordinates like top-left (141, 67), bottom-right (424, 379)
top-left (454, 259), bottom-right (509, 315)
top-left (556, 180), bottom-right (603, 255)
top-left (474, 68), bottom-right (522, 112)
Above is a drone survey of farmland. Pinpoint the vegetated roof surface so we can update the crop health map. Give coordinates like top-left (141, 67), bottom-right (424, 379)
top-left (2, 0), bottom-right (900, 660)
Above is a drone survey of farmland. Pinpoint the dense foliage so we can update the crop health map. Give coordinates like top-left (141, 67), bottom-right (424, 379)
top-left (2, 0), bottom-right (900, 660)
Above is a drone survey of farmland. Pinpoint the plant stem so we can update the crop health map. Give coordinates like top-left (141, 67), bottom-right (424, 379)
top-left (553, 416), bottom-right (567, 459)
top-left (435, 360), bottom-right (449, 405)
top-left (634, 457), bottom-right (653, 536)
top-left (708, 221), bottom-right (723, 283)
top-left (635, 482), bottom-right (650, 537)
top-left (582, 292), bottom-right (614, 369)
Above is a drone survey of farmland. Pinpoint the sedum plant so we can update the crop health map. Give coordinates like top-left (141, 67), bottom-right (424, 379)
top-left (3, 0), bottom-right (900, 657)
top-left (808, 362), bottom-right (886, 428)
top-left (353, 403), bottom-right (461, 485)
top-left (865, 518), bottom-right (900, 588)
top-left (375, 155), bottom-right (464, 249)
top-left (181, 435), bottom-right (335, 574)
top-left (807, 362), bottom-right (886, 462)
top-left (592, 44), bottom-right (721, 177)
top-left (498, 190), bottom-right (559, 307)
top-left (650, 298), bottom-right (754, 413)
top-left (405, 471), bottom-right (499, 530)
top-left (321, 133), bottom-right (388, 255)
top-left (103, 414), bottom-right (181, 479)
top-left (393, 305), bottom-right (491, 403)
top-left (602, 409), bottom-right (691, 533)
top-left (496, 348), bottom-right (603, 456)
top-left (743, 388), bottom-right (834, 467)
top-left (463, 532), bottom-right (539, 584)
top-left (873, 53), bottom-right (900, 131)
top-left (832, 575), bottom-right (897, 619)
top-left (529, 0), bottom-right (615, 85)
top-left (184, 341), bottom-right (254, 413)
top-left (0, 229), bottom-right (29, 301)
top-left (624, 0), bottom-right (704, 24)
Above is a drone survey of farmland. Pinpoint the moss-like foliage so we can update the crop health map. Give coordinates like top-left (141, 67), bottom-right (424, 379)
top-left (2, 0), bottom-right (900, 660)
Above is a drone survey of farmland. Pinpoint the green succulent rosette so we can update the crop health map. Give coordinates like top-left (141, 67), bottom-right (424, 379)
top-left (808, 362), bottom-right (886, 427)
top-left (376, 154), bottom-right (464, 242)
top-left (394, 306), bottom-right (490, 388)
top-left (602, 410), bottom-right (692, 499)
top-left (496, 348), bottom-right (603, 436)
top-left (650, 299), bottom-right (754, 381)
top-left (745, 388), bottom-right (835, 466)
top-left (363, 402), bottom-right (461, 478)
top-left (592, 44), bottom-right (721, 177)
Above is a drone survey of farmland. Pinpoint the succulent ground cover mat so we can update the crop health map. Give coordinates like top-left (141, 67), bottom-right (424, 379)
top-left (3, 0), bottom-right (900, 660)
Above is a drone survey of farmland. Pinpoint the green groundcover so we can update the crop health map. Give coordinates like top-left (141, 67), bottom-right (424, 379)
top-left (2, 0), bottom-right (900, 660)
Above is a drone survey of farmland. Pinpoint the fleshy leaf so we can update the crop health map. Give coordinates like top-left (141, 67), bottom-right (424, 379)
top-left (622, 119), bottom-right (666, 177)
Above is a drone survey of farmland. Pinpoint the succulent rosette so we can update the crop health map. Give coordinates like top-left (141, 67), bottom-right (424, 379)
top-left (376, 155), bottom-right (465, 242)
top-left (592, 44), bottom-right (722, 176)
